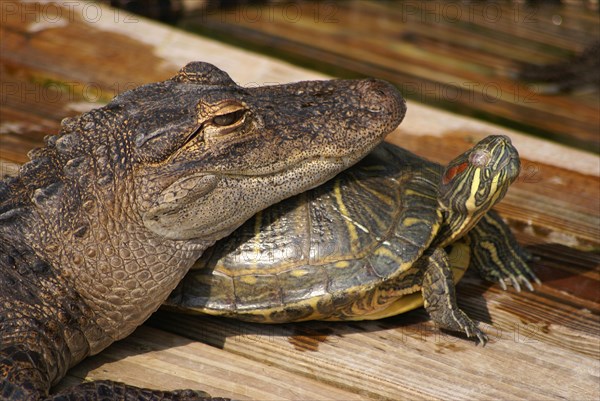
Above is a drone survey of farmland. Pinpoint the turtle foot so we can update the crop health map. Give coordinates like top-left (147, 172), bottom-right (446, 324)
top-left (481, 255), bottom-right (539, 293)
top-left (439, 308), bottom-right (489, 346)
top-left (468, 211), bottom-right (541, 292)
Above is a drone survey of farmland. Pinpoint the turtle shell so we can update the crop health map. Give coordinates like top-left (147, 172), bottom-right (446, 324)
top-left (167, 142), bottom-right (446, 322)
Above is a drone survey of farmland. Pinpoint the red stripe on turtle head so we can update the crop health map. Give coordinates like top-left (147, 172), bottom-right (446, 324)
top-left (442, 161), bottom-right (468, 185)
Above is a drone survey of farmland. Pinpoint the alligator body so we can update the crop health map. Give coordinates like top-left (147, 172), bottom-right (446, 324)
top-left (0, 62), bottom-right (405, 400)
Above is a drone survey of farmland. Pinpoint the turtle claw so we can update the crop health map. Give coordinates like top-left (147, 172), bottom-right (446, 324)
top-left (437, 307), bottom-right (489, 346)
top-left (463, 322), bottom-right (488, 346)
top-left (509, 275), bottom-right (522, 292)
top-left (475, 330), bottom-right (489, 346)
top-left (521, 276), bottom-right (535, 292)
top-left (500, 273), bottom-right (538, 292)
top-left (474, 255), bottom-right (540, 293)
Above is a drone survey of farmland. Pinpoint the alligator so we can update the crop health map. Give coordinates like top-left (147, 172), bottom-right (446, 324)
top-left (0, 62), bottom-right (406, 400)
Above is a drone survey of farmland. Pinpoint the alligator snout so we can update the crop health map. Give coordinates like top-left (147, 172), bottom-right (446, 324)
top-left (357, 78), bottom-right (406, 124)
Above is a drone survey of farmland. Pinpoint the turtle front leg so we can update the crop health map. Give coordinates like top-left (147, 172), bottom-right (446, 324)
top-left (421, 248), bottom-right (488, 345)
top-left (467, 210), bottom-right (540, 292)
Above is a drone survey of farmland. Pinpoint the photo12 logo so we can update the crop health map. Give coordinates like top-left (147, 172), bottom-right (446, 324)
top-left (197, 1), bottom-right (339, 24)
top-left (399, 81), bottom-right (539, 106)
top-left (397, 2), bottom-right (538, 24)
top-left (1, 1), bottom-right (139, 25)
top-left (1, 81), bottom-right (143, 106)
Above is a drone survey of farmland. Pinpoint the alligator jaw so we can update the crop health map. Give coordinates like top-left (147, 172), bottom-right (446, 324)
top-left (144, 155), bottom-right (360, 242)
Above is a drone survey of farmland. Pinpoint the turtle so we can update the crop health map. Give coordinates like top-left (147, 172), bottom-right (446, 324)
top-left (166, 135), bottom-right (539, 344)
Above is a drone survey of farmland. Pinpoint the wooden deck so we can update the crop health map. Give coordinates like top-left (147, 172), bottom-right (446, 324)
top-left (1, 2), bottom-right (599, 400)
top-left (183, 1), bottom-right (600, 152)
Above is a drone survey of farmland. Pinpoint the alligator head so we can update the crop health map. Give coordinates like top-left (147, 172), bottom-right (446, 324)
top-left (1, 62), bottom-right (405, 362)
top-left (132, 63), bottom-right (406, 242)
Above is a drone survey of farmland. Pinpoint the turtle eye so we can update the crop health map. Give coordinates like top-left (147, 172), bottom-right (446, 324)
top-left (212, 109), bottom-right (246, 127)
top-left (469, 149), bottom-right (491, 167)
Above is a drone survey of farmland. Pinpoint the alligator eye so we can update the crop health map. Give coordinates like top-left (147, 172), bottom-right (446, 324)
top-left (212, 109), bottom-right (246, 127)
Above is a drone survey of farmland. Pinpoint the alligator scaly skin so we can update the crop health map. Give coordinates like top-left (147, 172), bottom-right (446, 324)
top-left (0, 62), bottom-right (405, 400)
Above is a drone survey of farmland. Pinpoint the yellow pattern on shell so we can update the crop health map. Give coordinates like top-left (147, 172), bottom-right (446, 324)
top-left (240, 275), bottom-right (257, 285)
top-left (335, 261), bottom-right (350, 269)
top-left (333, 178), bottom-right (359, 243)
top-left (290, 269), bottom-right (309, 278)
top-left (402, 217), bottom-right (422, 227)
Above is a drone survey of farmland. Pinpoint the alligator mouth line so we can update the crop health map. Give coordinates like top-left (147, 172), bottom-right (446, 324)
top-left (210, 140), bottom-right (383, 178)
top-left (206, 154), bottom-right (357, 178)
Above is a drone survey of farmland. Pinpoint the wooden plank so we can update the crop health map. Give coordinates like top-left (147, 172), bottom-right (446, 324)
top-left (2, 2), bottom-right (599, 400)
top-left (182, 1), bottom-right (600, 151)
top-left (147, 301), bottom-right (599, 401)
top-left (57, 325), bottom-right (363, 401)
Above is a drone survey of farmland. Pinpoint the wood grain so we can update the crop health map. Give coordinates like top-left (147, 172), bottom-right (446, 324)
top-left (183, 1), bottom-right (600, 151)
top-left (1, 2), bottom-right (599, 400)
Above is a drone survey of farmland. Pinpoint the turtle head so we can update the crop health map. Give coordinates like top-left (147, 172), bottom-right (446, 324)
top-left (437, 135), bottom-right (520, 245)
